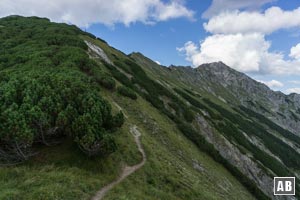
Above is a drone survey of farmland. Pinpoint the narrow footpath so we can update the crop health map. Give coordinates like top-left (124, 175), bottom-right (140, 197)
top-left (91, 125), bottom-right (146, 200)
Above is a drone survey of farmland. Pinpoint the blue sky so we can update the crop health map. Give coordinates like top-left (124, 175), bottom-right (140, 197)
top-left (86, 1), bottom-right (210, 67)
top-left (1, 0), bottom-right (300, 94)
top-left (85, 0), bottom-right (300, 94)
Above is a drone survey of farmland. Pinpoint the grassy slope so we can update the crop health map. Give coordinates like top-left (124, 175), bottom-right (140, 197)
top-left (130, 52), bottom-right (300, 197)
top-left (0, 26), bottom-right (255, 199)
top-left (0, 79), bottom-right (255, 200)
top-left (86, 37), bottom-right (255, 199)
top-left (102, 88), bottom-right (255, 200)
top-left (0, 109), bottom-right (141, 200)
top-left (129, 53), bottom-right (233, 109)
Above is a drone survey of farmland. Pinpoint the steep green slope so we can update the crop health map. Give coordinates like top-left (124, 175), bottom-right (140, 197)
top-left (83, 37), bottom-right (268, 199)
top-left (130, 53), bottom-right (300, 198)
top-left (0, 16), bottom-right (256, 200)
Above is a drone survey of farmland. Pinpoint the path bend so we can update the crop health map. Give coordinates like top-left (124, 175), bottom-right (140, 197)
top-left (91, 125), bottom-right (146, 200)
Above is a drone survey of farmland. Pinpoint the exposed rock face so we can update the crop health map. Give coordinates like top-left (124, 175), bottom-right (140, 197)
top-left (195, 114), bottom-right (294, 200)
top-left (167, 62), bottom-right (300, 137)
top-left (85, 40), bottom-right (113, 65)
top-left (196, 62), bottom-right (300, 136)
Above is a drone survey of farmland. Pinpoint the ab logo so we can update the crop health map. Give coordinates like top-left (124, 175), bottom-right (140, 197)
top-left (274, 177), bottom-right (295, 196)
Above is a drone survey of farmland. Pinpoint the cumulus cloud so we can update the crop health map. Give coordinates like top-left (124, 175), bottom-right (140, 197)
top-left (0, 0), bottom-right (194, 27)
top-left (179, 4), bottom-right (300, 76)
top-left (257, 80), bottom-right (284, 88)
top-left (290, 43), bottom-right (300, 60)
top-left (203, 0), bottom-right (275, 18)
top-left (177, 33), bottom-right (267, 72)
top-left (286, 88), bottom-right (300, 94)
top-left (177, 33), bottom-right (300, 75)
top-left (204, 7), bottom-right (300, 34)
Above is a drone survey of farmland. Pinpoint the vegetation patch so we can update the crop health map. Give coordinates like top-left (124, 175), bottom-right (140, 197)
top-left (117, 86), bottom-right (137, 100)
top-left (0, 16), bottom-right (124, 164)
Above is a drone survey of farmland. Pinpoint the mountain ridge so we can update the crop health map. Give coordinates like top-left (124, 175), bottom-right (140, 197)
top-left (1, 16), bottom-right (299, 200)
top-left (131, 52), bottom-right (300, 137)
top-left (130, 51), bottom-right (300, 198)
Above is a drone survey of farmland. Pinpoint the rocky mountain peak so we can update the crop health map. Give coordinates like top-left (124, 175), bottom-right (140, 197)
top-left (197, 61), bottom-right (234, 72)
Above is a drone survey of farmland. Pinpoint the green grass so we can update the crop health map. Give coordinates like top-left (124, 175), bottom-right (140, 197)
top-left (0, 115), bottom-right (141, 200)
top-left (0, 140), bottom-right (117, 199)
top-left (101, 90), bottom-right (255, 200)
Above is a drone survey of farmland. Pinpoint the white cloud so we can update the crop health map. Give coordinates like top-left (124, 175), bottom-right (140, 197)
top-left (203, 0), bottom-right (274, 18)
top-left (155, 60), bottom-right (161, 65)
top-left (257, 80), bottom-right (284, 88)
top-left (290, 43), bottom-right (300, 60)
top-left (286, 88), bottom-right (300, 94)
top-left (177, 33), bottom-right (300, 75)
top-left (289, 80), bottom-right (300, 84)
top-left (0, 0), bottom-right (194, 27)
top-left (204, 7), bottom-right (300, 34)
top-left (179, 5), bottom-right (300, 76)
top-left (155, 1), bottom-right (194, 21)
top-left (178, 33), bottom-right (266, 72)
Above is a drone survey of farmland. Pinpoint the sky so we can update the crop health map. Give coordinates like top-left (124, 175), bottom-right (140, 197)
top-left (1, 0), bottom-right (300, 94)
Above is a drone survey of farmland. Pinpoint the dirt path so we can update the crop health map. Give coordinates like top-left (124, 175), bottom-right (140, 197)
top-left (91, 125), bottom-right (146, 200)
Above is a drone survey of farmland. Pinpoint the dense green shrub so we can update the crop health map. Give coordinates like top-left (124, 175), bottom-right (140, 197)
top-left (103, 62), bottom-right (133, 88)
top-left (117, 86), bottom-right (137, 100)
top-left (182, 109), bottom-right (195, 122)
top-left (0, 16), bottom-right (124, 163)
top-left (0, 70), bottom-right (124, 161)
top-left (174, 88), bottom-right (222, 120)
top-left (97, 75), bottom-right (116, 90)
top-left (114, 60), bottom-right (132, 74)
top-left (110, 112), bottom-right (125, 128)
